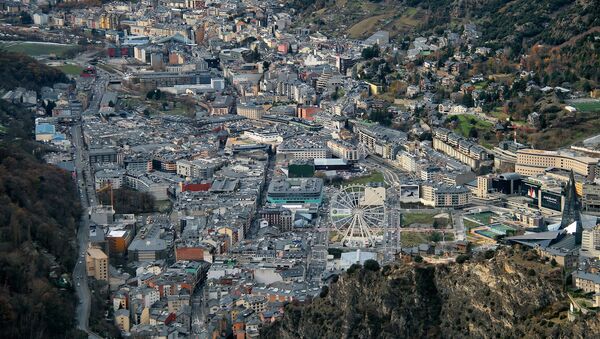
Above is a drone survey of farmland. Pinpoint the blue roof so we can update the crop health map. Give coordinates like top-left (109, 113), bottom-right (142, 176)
top-left (56, 161), bottom-right (75, 172)
top-left (52, 133), bottom-right (66, 141)
top-left (35, 123), bottom-right (55, 134)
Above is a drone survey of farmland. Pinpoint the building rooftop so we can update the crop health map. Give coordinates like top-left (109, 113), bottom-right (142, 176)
top-left (268, 177), bottom-right (323, 195)
top-left (87, 247), bottom-right (108, 259)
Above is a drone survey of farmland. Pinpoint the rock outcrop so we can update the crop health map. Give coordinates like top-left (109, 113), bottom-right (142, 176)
top-left (261, 248), bottom-right (600, 338)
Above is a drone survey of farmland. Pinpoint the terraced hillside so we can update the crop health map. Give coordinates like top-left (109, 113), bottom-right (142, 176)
top-left (290, 0), bottom-right (600, 56)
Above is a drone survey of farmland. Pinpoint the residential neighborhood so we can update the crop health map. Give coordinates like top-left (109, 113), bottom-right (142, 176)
top-left (1, 0), bottom-right (600, 338)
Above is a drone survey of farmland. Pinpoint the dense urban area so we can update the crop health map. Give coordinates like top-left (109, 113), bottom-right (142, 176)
top-left (0, 0), bottom-right (599, 338)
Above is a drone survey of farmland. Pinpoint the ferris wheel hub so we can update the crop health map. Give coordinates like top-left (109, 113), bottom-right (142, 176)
top-left (329, 184), bottom-right (386, 248)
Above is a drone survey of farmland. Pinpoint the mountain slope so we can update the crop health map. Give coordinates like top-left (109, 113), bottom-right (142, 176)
top-left (0, 52), bottom-right (83, 339)
top-left (261, 249), bottom-right (600, 338)
top-left (0, 50), bottom-right (69, 91)
top-left (291, 0), bottom-right (599, 44)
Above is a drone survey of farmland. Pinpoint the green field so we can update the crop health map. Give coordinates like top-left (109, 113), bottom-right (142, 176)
top-left (344, 171), bottom-right (384, 185)
top-left (402, 212), bottom-right (435, 226)
top-left (464, 219), bottom-right (481, 229)
top-left (400, 231), bottom-right (429, 247)
top-left (453, 114), bottom-right (493, 137)
top-left (467, 211), bottom-right (495, 224)
top-left (570, 100), bottom-right (600, 113)
top-left (488, 107), bottom-right (509, 120)
top-left (473, 81), bottom-right (488, 90)
top-left (347, 13), bottom-right (391, 38)
top-left (55, 64), bottom-right (83, 75)
top-left (155, 200), bottom-right (173, 213)
top-left (0, 41), bottom-right (78, 57)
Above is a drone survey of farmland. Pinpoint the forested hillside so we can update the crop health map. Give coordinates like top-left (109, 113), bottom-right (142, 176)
top-left (289, 0), bottom-right (600, 86)
top-left (0, 53), bottom-right (83, 338)
top-left (0, 49), bottom-right (69, 91)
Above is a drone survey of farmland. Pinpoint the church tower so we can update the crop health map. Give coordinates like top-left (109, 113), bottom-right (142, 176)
top-left (560, 170), bottom-right (583, 244)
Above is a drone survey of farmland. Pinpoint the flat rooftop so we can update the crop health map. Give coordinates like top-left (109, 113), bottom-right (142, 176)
top-left (268, 178), bottom-right (323, 194)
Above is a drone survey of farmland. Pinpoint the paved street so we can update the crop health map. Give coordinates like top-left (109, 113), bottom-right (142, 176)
top-left (364, 155), bottom-right (415, 187)
top-left (71, 67), bottom-right (106, 338)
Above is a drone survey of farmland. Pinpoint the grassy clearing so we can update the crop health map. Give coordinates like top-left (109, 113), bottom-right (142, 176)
top-left (55, 64), bottom-right (83, 75)
top-left (344, 171), bottom-right (384, 185)
top-left (467, 211), bottom-right (495, 224)
top-left (570, 100), bottom-right (600, 113)
top-left (347, 14), bottom-right (392, 38)
top-left (400, 231), bottom-right (429, 247)
top-left (0, 41), bottom-right (78, 57)
top-left (402, 212), bottom-right (436, 226)
top-left (528, 117), bottom-right (600, 149)
top-left (389, 7), bottom-right (421, 30)
top-left (155, 200), bottom-right (172, 213)
top-left (453, 114), bottom-right (493, 137)
top-left (464, 219), bottom-right (481, 229)
top-left (404, 7), bottom-right (418, 16)
top-left (473, 81), bottom-right (488, 90)
top-left (159, 106), bottom-right (193, 117)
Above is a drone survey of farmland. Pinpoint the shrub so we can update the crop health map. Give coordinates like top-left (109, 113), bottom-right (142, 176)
top-left (414, 255), bottom-right (424, 263)
top-left (527, 269), bottom-right (536, 276)
top-left (347, 263), bottom-right (362, 274)
top-left (484, 250), bottom-right (495, 259)
top-left (364, 259), bottom-right (380, 271)
top-left (319, 286), bottom-right (329, 298)
top-left (456, 254), bottom-right (469, 264)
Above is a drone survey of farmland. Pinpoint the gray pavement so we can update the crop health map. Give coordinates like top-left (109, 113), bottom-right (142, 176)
top-left (71, 67), bottom-right (106, 338)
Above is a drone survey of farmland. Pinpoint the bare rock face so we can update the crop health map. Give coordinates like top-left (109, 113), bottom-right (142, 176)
top-left (261, 248), bottom-right (600, 339)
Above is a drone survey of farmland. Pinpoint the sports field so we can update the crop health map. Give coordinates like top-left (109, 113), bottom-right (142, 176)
top-left (467, 211), bottom-right (495, 224)
top-left (569, 100), bottom-right (600, 113)
top-left (0, 41), bottom-right (78, 57)
top-left (55, 64), bottom-right (84, 75)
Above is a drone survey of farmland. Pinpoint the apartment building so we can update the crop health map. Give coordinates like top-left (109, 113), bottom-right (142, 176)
top-left (89, 147), bottom-right (121, 164)
top-left (277, 138), bottom-right (329, 160)
top-left (432, 128), bottom-right (489, 169)
top-left (573, 271), bottom-right (600, 294)
top-left (421, 183), bottom-right (471, 208)
top-left (492, 140), bottom-right (529, 171)
top-left (515, 149), bottom-right (597, 179)
top-left (397, 151), bottom-right (419, 173)
top-left (582, 183), bottom-right (600, 214)
top-left (86, 247), bottom-right (109, 281)
top-left (237, 103), bottom-right (265, 120)
top-left (327, 139), bottom-right (359, 162)
top-left (581, 224), bottom-right (600, 259)
top-left (95, 168), bottom-right (126, 190)
top-left (356, 124), bottom-right (406, 159)
top-left (176, 159), bottom-right (220, 179)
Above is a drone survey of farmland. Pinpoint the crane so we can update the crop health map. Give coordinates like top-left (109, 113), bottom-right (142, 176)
top-left (96, 182), bottom-right (114, 209)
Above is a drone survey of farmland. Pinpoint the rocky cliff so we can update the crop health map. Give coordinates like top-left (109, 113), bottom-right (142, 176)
top-left (261, 248), bottom-right (600, 338)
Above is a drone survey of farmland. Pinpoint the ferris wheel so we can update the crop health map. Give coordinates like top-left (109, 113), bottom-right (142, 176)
top-left (329, 185), bottom-right (386, 247)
